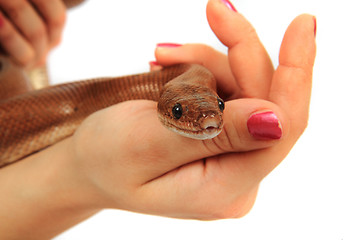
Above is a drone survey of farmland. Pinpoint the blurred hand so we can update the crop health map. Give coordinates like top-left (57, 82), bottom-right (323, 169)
top-left (0, 0), bottom-right (66, 67)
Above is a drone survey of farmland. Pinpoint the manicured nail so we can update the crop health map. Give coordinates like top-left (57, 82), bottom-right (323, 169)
top-left (0, 14), bottom-right (5, 28)
top-left (149, 61), bottom-right (160, 66)
top-left (156, 43), bottom-right (182, 48)
top-left (221, 0), bottom-right (237, 12)
top-left (149, 61), bottom-right (163, 71)
top-left (313, 16), bottom-right (317, 37)
top-left (247, 111), bottom-right (282, 140)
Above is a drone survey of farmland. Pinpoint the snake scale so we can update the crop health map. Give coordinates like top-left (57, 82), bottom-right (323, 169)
top-left (0, 1), bottom-right (224, 168)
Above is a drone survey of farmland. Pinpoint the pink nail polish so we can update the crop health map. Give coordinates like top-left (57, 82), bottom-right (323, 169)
top-left (247, 111), bottom-right (282, 140)
top-left (313, 16), bottom-right (317, 37)
top-left (149, 61), bottom-right (160, 66)
top-left (0, 14), bottom-right (5, 28)
top-left (156, 43), bottom-right (182, 48)
top-left (221, 0), bottom-right (237, 12)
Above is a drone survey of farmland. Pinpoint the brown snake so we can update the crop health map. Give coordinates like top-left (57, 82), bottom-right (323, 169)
top-left (0, 1), bottom-right (224, 168)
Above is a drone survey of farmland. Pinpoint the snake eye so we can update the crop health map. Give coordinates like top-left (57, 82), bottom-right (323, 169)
top-left (217, 98), bottom-right (225, 112)
top-left (172, 103), bottom-right (183, 119)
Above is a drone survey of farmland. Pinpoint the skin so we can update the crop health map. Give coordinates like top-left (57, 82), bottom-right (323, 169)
top-left (0, 0), bottom-right (316, 239)
top-left (0, 0), bottom-right (66, 67)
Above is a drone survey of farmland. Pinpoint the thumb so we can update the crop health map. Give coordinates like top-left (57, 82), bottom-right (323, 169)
top-left (201, 98), bottom-right (287, 155)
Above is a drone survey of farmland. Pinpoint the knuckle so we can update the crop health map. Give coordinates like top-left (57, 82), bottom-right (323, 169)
top-left (0, 28), bottom-right (35, 66)
top-left (190, 44), bottom-right (217, 63)
top-left (202, 119), bottom-right (242, 155)
top-left (206, 201), bottom-right (247, 220)
top-left (230, 25), bottom-right (259, 48)
top-left (195, 177), bottom-right (259, 220)
top-left (194, 44), bottom-right (216, 55)
top-left (49, 12), bottom-right (66, 30)
top-left (18, 49), bottom-right (35, 67)
top-left (207, 193), bottom-right (256, 220)
top-left (3, 0), bottom-right (27, 18)
top-left (293, 114), bottom-right (309, 137)
top-left (202, 138), bottom-right (225, 156)
top-left (50, 36), bottom-right (61, 48)
top-left (279, 62), bottom-right (312, 81)
top-left (202, 121), bottom-right (238, 155)
top-left (247, 27), bottom-right (260, 44)
top-left (27, 26), bottom-right (46, 43)
top-left (0, 27), bottom-right (16, 44)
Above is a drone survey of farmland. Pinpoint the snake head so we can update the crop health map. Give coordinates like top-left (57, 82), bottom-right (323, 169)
top-left (157, 82), bottom-right (224, 140)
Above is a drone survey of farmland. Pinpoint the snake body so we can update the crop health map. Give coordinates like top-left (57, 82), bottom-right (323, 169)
top-left (0, 63), bottom-right (224, 167)
top-left (0, 0), bottom-right (224, 167)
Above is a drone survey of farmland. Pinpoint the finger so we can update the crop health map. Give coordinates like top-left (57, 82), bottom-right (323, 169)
top-left (104, 99), bottom-right (286, 181)
top-left (0, 0), bottom-right (47, 65)
top-left (72, 99), bottom-right (286, 184)
top-left (155, 43), bottom-right (236, 99)
top-left (137, 158), bottom-right (260, 219)
top-left (270, 14), bottom-right (316, 137)
top-left (134, 100), bottom-right (287, 218)
top-left (0, 11), bottom-right (34, 66)
top-left (30, 0), bottom-right (67, 47)
top-left (202, 98), bottom-right (286, 156)
top-left (218, 14), bottom-right (317, 184)
top-left (149, 61), bottom-right (163, 72)
top-left (206, 0), bottom-right (274, 99)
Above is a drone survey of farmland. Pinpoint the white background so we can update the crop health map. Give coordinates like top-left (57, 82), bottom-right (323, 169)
top-left (51, 0), bottom-right (360, 239)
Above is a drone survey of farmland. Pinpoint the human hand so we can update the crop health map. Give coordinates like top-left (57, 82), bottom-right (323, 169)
top-left (0, 0), bottom-right (66, 67)
top-left (66, 0), bottom-right (316, 219)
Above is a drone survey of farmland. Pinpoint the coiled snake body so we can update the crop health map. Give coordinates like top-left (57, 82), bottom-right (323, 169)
top-left (0, 1), bottom-right (224, 168)
top-left (0, 62), bottom-right (224, 167)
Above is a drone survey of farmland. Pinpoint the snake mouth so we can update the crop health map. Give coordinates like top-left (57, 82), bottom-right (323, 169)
top-left (166, 123), bottom-right (222, 140)
top-left (158, 114), bottom-right (223, 140)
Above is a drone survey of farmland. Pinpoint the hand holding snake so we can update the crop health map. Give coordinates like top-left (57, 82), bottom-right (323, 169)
top-left (0, 0), bottom-right (316, 239)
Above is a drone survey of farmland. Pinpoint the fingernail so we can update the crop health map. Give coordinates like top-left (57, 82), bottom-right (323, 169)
top-left (156, 43), bottom-right (182, 48)
top-left (149, 61), bottom-right (160, 66)
top-left (149, 61), bottom-right (163, 71)
top-left (247, 111), bottom-right (282, 140)
top-left (0, 14), bottom-right (5, 28)
top-left (221, 0), bottom-right (237, 12)
top-left (313, 16), bottom-right (317, 37)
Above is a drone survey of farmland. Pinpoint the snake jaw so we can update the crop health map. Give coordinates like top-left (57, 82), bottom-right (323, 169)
top-left (201, 115), bottom-right (222, 130)
top-left (161, 121), bottom-right (223, 140)
top-left (157, 110), bottom-right (223, 140)
top-left (195, 113), bottom-right (224, 139)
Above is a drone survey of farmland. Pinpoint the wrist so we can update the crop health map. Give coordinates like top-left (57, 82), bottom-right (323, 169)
top-left (0, 137), bottom-right (104, 239)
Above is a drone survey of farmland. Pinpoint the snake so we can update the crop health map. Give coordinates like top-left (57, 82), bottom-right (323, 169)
top-left (0, 1), bottom-right (224, 168)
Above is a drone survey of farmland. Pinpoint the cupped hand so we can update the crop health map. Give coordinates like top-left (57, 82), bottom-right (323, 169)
top-left (0, 0), bottom-right (66, 67)
top-left (69, 0), bottom-right (316, 220)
